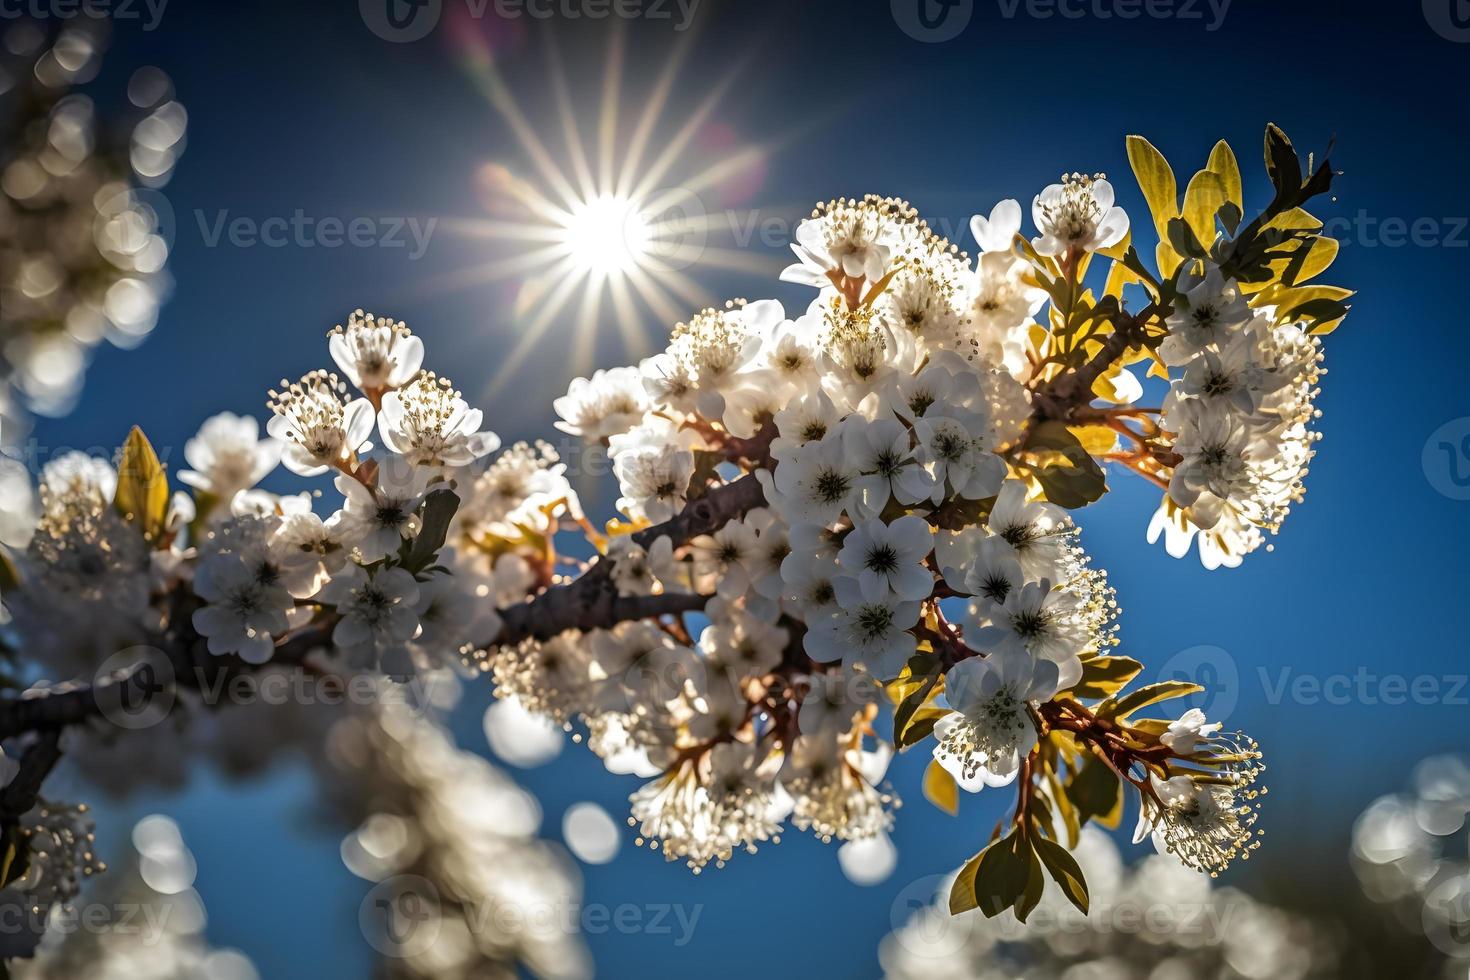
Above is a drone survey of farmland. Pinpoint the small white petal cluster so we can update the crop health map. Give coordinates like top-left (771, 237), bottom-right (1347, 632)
top-left (7, 311), bottom-right (529, 680)
top-left (1150, 265), bottom-right (1326, 568)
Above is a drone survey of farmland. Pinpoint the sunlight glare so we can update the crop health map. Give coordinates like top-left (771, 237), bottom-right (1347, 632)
top-left (564, 194), bottom-right (651, 277)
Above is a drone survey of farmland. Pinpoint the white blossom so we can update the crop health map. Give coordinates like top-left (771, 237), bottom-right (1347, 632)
top-left (177, 412), bottom-right (281, 503)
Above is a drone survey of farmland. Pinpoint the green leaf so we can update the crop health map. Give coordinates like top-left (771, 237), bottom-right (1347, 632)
top-left (1264, 123), bottom-right (1301, 202)
top-left (896, 706), bottom-right (948, 749)
top-left (931, 495), bottom-right (995, 532)
top-left (1025, 420), bottom-right (1107, 510)
top-left (403, 488), bottom-right (461, 574)
top-left (1069, 656), bottom-right (1145, 700)
top-left (1013, 842), bottom-right (1047, 922)
top-left (683, 450), bottom-right (726, 501)
top-left (1280, 235), bottom-right (1339, 286)
top-left (1034, 835), bottom-right (1090, 914)
top-left (0, 823), bottom-right (30, 889)
top-left (948, 851), bottom-right (983, 915)
top-left (1044, 765), bottom-right (1081, 847)
top-left (1102, 680), bottom-right (1204, 720)
top-left (923, 760), bottom-right (959, 816)
top-left (1165, 216), bottom-right (1207, 260)
top-left (963, 830), bottom-right (1039, 919)
top-left (1284, 295), bottom-right (1352, 334)
top-left (114, 426), bottom-right (169, 543)
top-left (891, 653), bottom-right (943, 745)
top-left (1066, 751), bottom-right (1123, 828)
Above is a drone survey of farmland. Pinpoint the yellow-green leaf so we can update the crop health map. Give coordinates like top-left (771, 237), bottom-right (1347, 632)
top-left (114, 426), bottom-right (169, 542)
top-left (1182, 169), bottom-right (1228, 252)
top-left (1102, 680), bottom-right (1204, 720)
top-left (1126, 135), bottom-right (1178, 237)
top-left (1069, 656), bottom-right (1145, 700)
top-left (1126, 135), bottom-right (1181, 275)
top-left (1034, 835), bottom-right (1090, 914)
top-left (924, 760), bottom-right (960, 816)
top-left (1207, 139), bottom-right (1242, 211)
top-left (0, 544), bottom-right (18, 593)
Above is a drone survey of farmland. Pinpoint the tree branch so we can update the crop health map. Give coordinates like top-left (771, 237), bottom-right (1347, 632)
top-left (489, 473), bottom-right (766, 647)
top-left (0, 620), bottom-right (336, 741)
top-left (0, 731), bottom-right (63, 820)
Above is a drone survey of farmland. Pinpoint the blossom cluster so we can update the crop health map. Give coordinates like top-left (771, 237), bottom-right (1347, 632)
top-left (0, 21), bottom-right (185, 421)
top-left (0, 125), bottom-right (1348, 938)
top-left (1148, 267), bottom-right (1326, 568)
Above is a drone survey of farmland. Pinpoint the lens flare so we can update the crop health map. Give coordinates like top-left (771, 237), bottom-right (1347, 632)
top-left (435, 23), bottom-right (785, 396)
top-left (564, 194), bottom-right (652, 277)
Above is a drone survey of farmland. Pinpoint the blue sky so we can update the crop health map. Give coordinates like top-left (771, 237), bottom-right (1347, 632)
top-left (17, 0), bottom-right (1470, 975)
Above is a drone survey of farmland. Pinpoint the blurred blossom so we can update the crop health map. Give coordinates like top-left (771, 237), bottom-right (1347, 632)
top-left (880, 828), bottom-right (1336, 980)
top-left (0, 22), bottom-right (184, 426)
top-left (13, 814), bottom-right (257, 979)
top-left (838, 831), bottom-right (897, 886)
top-left (1352, 755), bottom-right (1470, 969)
top-left (562, 803), bottom-right (621, 866)
top-left (326, 703), bottom-right (591, 980)
top-left (484, 696), bottom-right (565, 769)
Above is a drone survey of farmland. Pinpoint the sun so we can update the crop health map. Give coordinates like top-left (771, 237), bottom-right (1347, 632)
top-left (432, 22), bottom-right (787, 395)
top-left (563, 194), bottom-right (653, 278)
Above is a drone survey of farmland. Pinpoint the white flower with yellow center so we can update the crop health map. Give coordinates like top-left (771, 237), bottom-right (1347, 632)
top-left (267, 371), bottom-right (375, 477)
top-left (933, 649), bottom-right (1058, 790)
top-left (377, 372), bottom-right (499, 468)
top-left (327, 309), bottom-right (424, 393)
top-left (1031, 173), bottom-right (1129, 256)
